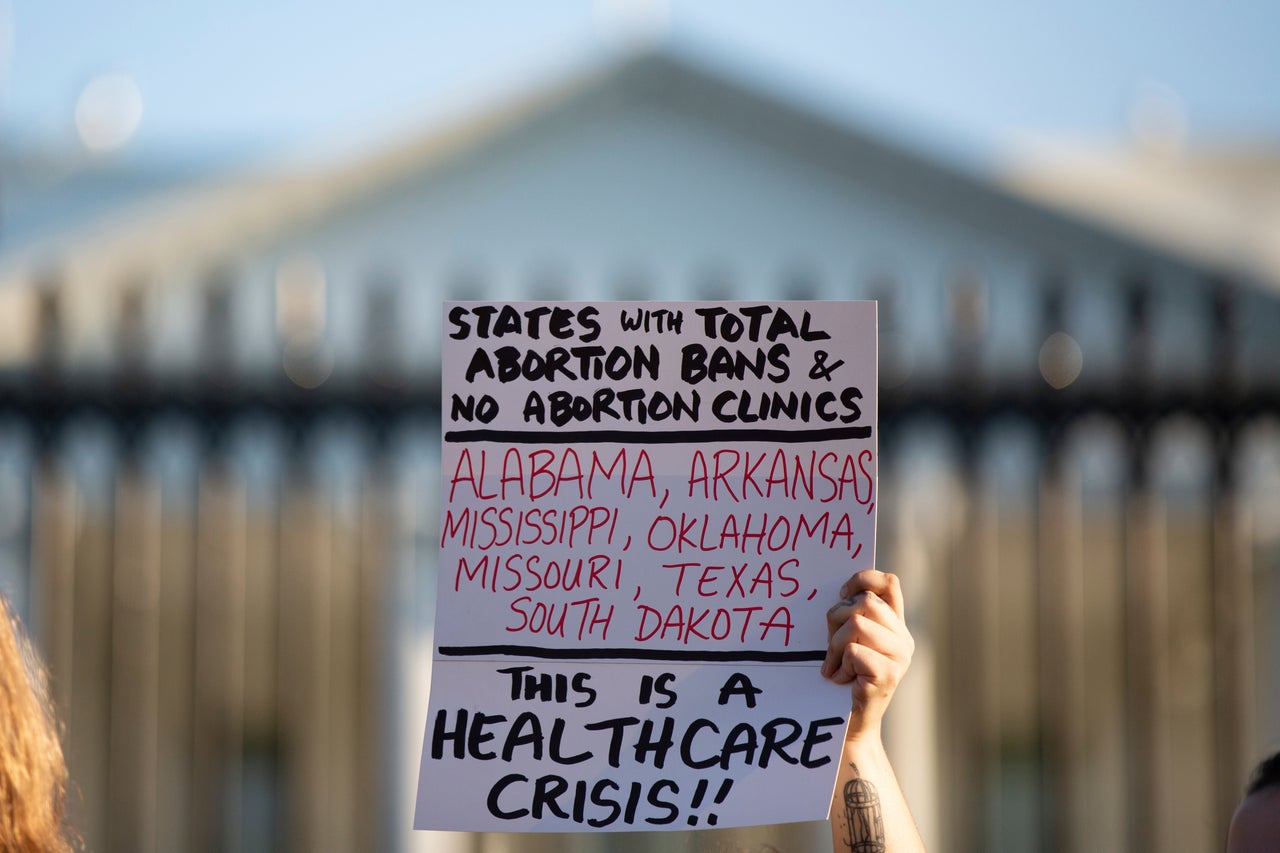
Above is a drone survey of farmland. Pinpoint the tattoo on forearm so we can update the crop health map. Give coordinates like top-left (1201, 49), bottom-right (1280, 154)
top-left (840, 762), bottom-right (885, 852)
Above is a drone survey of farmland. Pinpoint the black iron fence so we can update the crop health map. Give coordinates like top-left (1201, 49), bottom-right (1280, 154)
top-left (0, 270), bottom-right (1277, 853)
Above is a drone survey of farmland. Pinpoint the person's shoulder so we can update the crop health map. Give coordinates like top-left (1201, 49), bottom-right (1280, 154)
top-left (1227, 785), bottom-right (1280, 853)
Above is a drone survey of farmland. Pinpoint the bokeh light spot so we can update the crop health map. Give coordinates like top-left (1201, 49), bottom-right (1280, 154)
top-left (1039, 331), bottom-right (1083, 389)
top-left (75, 72), bottom-right (143, 153)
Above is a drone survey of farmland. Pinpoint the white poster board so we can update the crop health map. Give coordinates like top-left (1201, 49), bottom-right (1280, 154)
top-left (416, 301), bottom-right (877, 832)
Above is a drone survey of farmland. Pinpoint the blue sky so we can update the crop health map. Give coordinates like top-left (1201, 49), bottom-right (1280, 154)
top-left (2, 1), bottom-right (1277, 169)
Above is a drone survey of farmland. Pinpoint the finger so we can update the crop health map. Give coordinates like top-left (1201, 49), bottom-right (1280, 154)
top-left (821, 631), bottom-right (845, 678)
top-left (829, 591), bottom-right (906, 648)
top-left (844, 611), bottom-right (913, 663)
top-left (826, 593), bottom-right (859, 636)
top-left (822, 602), bottom-right (863, 677)
top-left (823, 592), bottom-right (909, 679)
top-left (838, 570), bottom-right (904, 620)
top-left (831, 642), bottom-right (901, 689)
top-left (849, 591), bottom-right (910, 642)
top-left (823, 590), bottom-right (869, 677)
top-left (824, 615), bottom-right (908, 682)
top-left (825, 611), bottom-right (911, 684)
top-left (839, 570), bottom-right (905, 621)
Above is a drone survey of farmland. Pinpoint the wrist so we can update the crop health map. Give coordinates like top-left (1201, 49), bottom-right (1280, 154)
top-left (840, 730), bottom-right (891, 777)
top-left (844, 709), bottom-right (885, 745)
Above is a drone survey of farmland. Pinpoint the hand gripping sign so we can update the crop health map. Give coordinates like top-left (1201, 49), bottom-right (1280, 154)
top-left (416, 301), bottom-right (877, 832)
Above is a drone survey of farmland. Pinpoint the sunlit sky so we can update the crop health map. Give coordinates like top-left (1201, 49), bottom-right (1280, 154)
top-left (2, 0), bottom-right (1278, 169)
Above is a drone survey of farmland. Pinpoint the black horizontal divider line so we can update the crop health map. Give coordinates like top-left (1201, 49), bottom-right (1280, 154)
top-left (437, 644), bottom-right (825, 662)
top-left (444, 426), bottom-right (872, 444)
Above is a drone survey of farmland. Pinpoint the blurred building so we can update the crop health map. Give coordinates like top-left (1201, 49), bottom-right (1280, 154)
top-left (2, 48), bottom-right (1279, 853)
top-left (1003, 139), bottom-right (1280, 290)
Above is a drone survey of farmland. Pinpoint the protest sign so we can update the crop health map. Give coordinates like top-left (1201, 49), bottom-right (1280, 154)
top-left (415, 301), bottom-right (877, 832)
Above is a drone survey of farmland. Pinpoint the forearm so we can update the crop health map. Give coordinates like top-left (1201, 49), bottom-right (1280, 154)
top-left (830, 727), bottom-right (925, 853)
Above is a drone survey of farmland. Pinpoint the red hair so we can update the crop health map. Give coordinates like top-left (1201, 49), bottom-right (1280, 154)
top-left (0, 597), bottom-right (73, 852)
